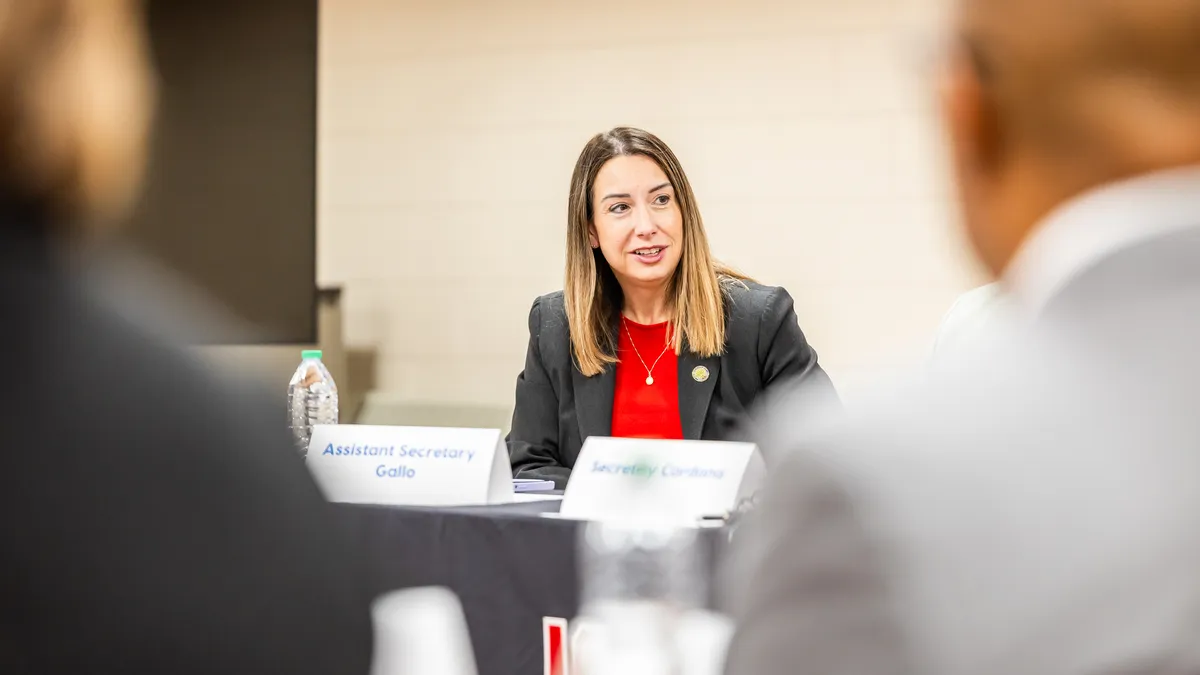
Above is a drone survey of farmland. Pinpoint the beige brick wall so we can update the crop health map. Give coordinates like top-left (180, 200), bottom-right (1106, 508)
top-left (317, 0), bottom-right (986, 406)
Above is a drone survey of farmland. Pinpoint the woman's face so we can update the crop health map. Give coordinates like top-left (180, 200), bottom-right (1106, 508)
top-left (588, 154), bottom-right (684, 291)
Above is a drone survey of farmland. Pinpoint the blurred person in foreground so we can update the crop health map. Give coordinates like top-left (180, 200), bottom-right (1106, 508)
top-left (723, 0), bottom-right (1200, 673)
top-left (0, 2), bottom-right (372, 674)
top-left (507, 127), bottom-right (836, 488)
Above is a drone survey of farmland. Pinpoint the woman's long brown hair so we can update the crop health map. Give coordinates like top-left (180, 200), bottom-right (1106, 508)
top-left (565, 127), bottom-right (746, 377)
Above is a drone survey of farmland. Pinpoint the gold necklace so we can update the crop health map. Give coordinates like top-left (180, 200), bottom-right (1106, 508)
top-left (622, 317), bottom-right (672, 386)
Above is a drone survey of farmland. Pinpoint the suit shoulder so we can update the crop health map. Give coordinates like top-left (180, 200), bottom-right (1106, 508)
top-left (531, 290), bottom-right (566, 315)
top-left (528, 290), bottom-right (567, 327)
top-left (102, 315), bottom-right (279, 436)
top-left (723, 280), bottom-right (791, 320)
top-left (525, 291), bottom-right (571, 352)
top-left (47, 292), bottom-right (284, 448)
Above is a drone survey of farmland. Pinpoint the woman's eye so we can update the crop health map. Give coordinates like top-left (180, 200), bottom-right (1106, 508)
top-left (654, 194), bottom-right (671, 205)
top-left (609, 203), bottom-right (629, 214)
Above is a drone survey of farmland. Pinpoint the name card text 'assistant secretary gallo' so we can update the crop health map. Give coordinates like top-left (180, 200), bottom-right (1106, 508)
top-left (507, 127), bottom-right (837, 487)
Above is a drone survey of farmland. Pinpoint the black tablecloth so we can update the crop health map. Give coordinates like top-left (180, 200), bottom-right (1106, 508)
top-left (334, 499), bottom-right (729, 675)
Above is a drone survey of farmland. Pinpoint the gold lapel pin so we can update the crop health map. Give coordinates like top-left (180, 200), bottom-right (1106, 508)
top-left (692, 365), bottom-right (710, 383)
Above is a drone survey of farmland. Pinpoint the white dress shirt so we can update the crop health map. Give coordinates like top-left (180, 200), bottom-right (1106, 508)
top-left (1005, 165), bottom-right (1200, 315)
top-left (930, 282), bottom-right (1010, 360)
top-left (930, 164), bottom-right (1200, 360)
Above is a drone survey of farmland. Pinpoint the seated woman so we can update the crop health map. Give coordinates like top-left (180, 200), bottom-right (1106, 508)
top-left (508, 127), bottom-right (835, 487)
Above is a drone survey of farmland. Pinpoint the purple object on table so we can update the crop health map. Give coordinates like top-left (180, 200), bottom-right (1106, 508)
top-left (513, 479), bottom-right (556, 493)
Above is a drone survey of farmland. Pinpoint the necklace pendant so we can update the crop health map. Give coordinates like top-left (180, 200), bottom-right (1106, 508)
top-left (645, 376), bottom-right (654, 386)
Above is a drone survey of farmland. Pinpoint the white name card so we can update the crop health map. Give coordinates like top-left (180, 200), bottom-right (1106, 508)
top-left (305, 424), bottom-right (514, 507)
top-left (559, 437), bottom-right (765, 524)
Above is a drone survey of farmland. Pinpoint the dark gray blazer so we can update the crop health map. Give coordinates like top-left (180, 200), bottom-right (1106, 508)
top-left (0, 217), bottom-right (373, 675)
top-left (507, 281), bottom-right (836, 487)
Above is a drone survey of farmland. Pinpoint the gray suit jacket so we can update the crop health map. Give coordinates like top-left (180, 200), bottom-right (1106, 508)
top-left (723, 227), bottom-right (1200, 675)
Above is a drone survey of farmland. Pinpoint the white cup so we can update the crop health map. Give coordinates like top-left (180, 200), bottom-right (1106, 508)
top-left (369, 586), bottom-right (479, 675)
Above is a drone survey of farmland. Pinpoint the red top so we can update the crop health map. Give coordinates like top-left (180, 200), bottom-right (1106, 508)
top-left (611, 318), bottom-right (683, 440)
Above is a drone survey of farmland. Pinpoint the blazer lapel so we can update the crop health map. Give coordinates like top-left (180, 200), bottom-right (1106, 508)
top-left (573, 363), bottom-right (614, 441)
top-left (678, 348), bottom-right (720, 440)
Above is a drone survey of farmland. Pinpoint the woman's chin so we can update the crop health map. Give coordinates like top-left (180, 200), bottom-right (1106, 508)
top-left (616, 268), bottom-right (675, 288)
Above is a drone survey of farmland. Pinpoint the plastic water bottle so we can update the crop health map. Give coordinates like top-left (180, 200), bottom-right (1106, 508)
top-left (575, 519), bottom-right (704, 675)
top-left (287, 349), bottom-right (338, 456)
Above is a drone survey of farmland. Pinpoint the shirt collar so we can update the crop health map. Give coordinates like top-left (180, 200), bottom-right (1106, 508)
top-left (1004, 165), bottom-right (1200, 315)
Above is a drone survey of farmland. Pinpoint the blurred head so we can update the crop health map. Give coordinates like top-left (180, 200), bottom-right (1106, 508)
top-left (0, 0), bottom-right (154, 230)
top-left (938, 0), bottom-right (1200, 276)
top-left (565, 127), bottom-right (740, 376)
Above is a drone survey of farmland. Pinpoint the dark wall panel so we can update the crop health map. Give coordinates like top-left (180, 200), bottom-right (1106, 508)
top-left (127, 0), bottom-right (318, 343)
